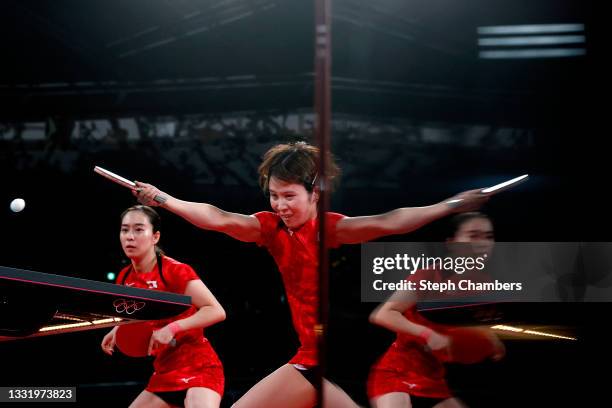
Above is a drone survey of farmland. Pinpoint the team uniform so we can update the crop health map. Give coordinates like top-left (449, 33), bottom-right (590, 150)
top-left (368, 268), bottom-right (456, 402)
top-left (367, 305), bottom-right (452, 401)
top-left (116, 255), bottom-right (224, 399)
top-left (368, 267), bottom-right (494, 402)
top-left (254, 211), bottom-right (345, 369)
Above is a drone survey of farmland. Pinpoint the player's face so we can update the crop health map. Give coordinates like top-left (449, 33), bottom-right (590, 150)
top-left (120, 211), bottom-right (160, 260)
top-left (269, 176), bottom-right (318, 229)
top-left (449, 218), bottom-right (495, 257)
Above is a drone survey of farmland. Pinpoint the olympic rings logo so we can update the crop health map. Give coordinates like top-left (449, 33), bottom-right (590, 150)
top-left (113, 298), bottom-right (146, 315)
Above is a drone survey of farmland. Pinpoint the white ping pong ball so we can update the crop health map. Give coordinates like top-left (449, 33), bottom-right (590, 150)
top-left (10, 198), bottom-right (26, 213)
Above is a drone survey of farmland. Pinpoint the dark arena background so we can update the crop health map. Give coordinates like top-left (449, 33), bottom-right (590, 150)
top-left (1, 1), bottom-right (608, 407)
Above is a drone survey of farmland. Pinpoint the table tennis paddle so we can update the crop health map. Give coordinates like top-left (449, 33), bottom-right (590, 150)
top-left (446, 174), bottom-right (529, 207)
top-left (94, 166), bottom-right (166, 203)
top-left (481, 174), bottom-right (529, 194)
top-left (115, 321), bottom-right (176, 357)
top-left (434, 326), bottom-right (504, 364)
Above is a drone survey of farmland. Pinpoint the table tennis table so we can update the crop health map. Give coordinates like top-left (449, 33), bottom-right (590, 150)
top-left (0, 265), bottom-right (191, 340)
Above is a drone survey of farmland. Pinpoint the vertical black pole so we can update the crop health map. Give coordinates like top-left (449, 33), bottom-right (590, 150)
top-left (314, 0), bottom-right (331, 406)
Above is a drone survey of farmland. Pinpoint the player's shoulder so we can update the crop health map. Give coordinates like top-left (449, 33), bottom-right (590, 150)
top-left (116, 263), bottom-right (132, 282)
top-left (326, 212), bottom-right (346, 221)
top-left (253, 211), bottom-right (279, 223)
top-left (160, 256), bottom-right (192, 274)
top-left (162, 255), bottom-right (188, 268)
top-left (118, 263), bottom-right (132, 273)
top-left (253, 211), bottom-right (283, 234)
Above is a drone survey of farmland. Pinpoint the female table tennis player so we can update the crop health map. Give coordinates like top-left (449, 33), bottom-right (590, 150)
top-left (133, 142), bottom-right (488, 408)
top-left (101, 205), bottom-right (225, 408)
top-left (367, 212), bottom-right (505, 408)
